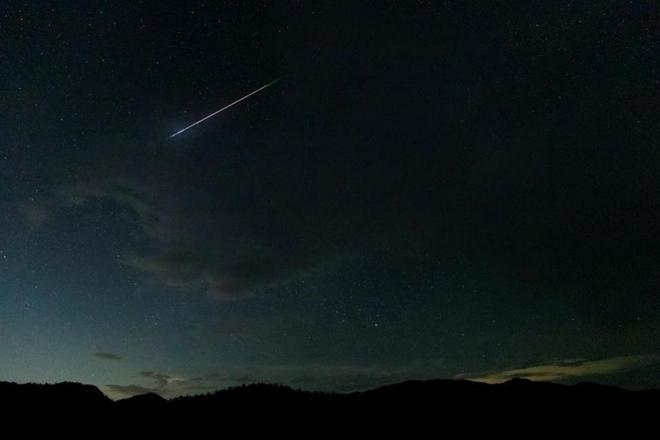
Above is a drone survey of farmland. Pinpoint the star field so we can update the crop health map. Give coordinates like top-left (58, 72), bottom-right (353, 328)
top-left (1, 1), bottom-right (660, 398)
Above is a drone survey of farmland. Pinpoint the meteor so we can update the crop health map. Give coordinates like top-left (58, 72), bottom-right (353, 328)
top-left (170, 79), bottom-right (279, 138)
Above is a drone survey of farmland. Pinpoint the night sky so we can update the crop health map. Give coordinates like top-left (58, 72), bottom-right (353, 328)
top-left (2, 1), bottom-right (660, 399)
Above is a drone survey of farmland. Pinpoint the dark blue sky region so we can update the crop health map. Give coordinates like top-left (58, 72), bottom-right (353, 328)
top-left (1, 1), bottom-right (659, 398)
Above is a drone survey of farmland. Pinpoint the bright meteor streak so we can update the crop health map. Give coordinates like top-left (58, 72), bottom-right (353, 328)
top-left (170, 79), bottom-right (279, 138)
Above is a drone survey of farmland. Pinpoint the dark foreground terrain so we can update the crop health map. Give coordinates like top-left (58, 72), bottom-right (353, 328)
top-left (1, 378), bottom-right (658, 430)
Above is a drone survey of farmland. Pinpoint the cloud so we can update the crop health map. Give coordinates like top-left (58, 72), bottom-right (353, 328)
top-left (457, 353), bottom-right (660, 384)
top-left (17, 201), bottom-right (49, 228)
top-left (55, 147), bottom-right (348, 302)
top-left (124, 252), bottom-right (286, 301)
top-left (104, 372), bottom-right (208, 400)
top-left (140, 370), bottom-right (171, 385)
top-left (103, 359), bottom-right (447, 399)
top-left (140, 371), bottom-right (190, 387)
top-left (105, 384), bottom-right (156, 398)
top-left (94, 352), bottom-right (122, 361)
top-left (104, 371), bottom-right (195, 399)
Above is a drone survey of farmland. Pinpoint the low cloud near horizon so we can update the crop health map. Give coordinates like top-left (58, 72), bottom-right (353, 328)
top-left (457, 353), bottom-right (660, 384)
top-left (102, 353), bottom-right (660, 400)
top-left (102, 360), bottom-right (446, 399)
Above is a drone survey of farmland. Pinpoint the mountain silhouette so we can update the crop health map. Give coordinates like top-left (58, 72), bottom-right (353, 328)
top-left (0, 381), bottom-right (113, 411)
top-left (116, 391), bottom-right (167, 409)
top-left (1, 378), bottom-right (657, 429)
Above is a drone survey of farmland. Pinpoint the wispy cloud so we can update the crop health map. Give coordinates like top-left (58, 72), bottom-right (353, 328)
top-left (94, 352), bottom-right (122, 361)
top-left (57, 157), bottom-right (335, 302)
top-left (17, 201), bottom-right (49, 228)
top-left (140, 371), bottom-right (190, 387)
top-left (105, 384), bottom-right (154, 398)
top-left (104, 372), bottom-right (212, 400)
top-left (457, 353), bottom-right (660, 384)
top-left (103, 360), bottom-right (447, 399)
